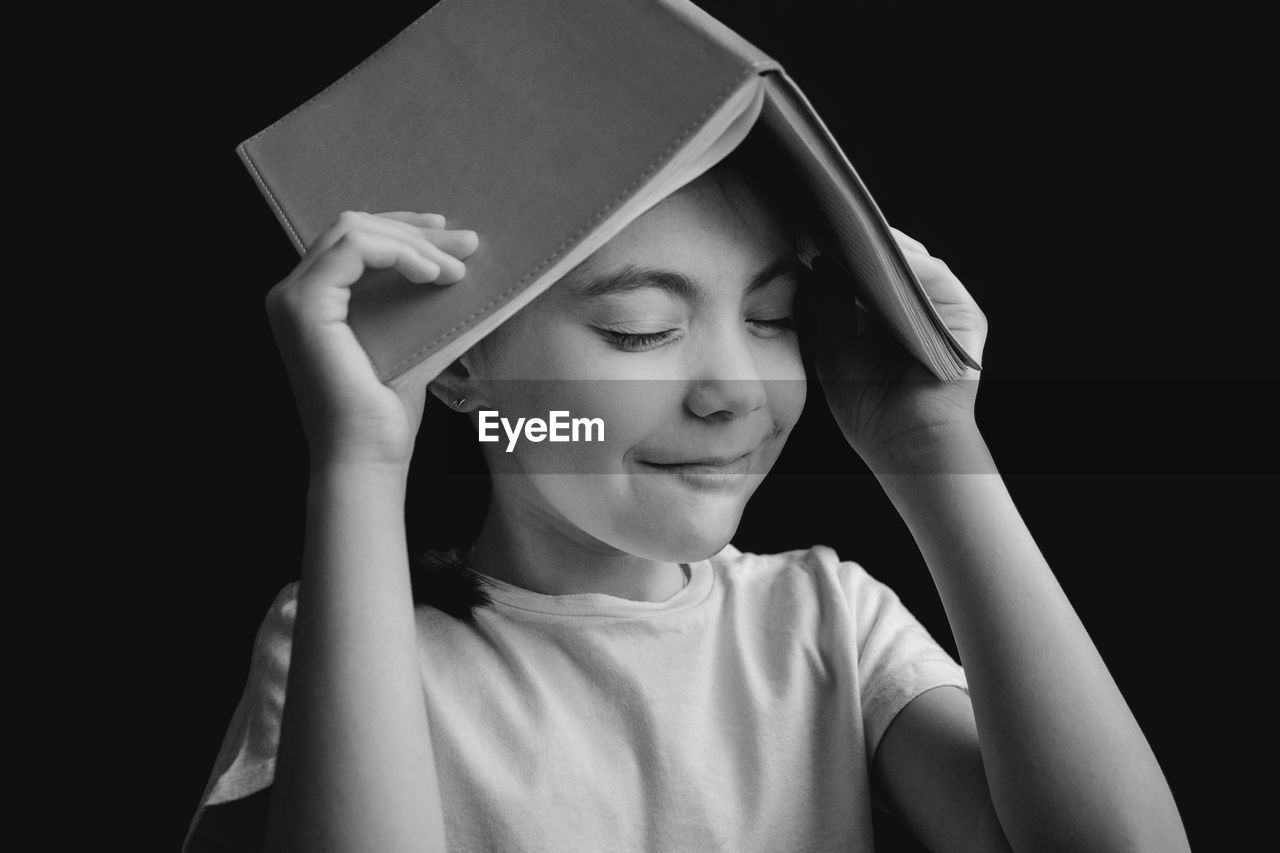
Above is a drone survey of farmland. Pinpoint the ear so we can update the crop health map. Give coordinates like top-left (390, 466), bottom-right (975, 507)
top-left (426, 352), bottom-right (485, 413)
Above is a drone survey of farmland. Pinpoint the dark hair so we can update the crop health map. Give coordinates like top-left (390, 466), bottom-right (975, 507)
top-left (701, 125), bottom-right (820, 266)
top-left (410, 547), bottom-right (494, 623)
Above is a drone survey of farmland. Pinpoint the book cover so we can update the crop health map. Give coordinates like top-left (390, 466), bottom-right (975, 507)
top-left (236, 0), bottom-right (980, 386)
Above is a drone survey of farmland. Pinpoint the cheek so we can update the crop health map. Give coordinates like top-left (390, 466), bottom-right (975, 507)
top-left (509, 384), bottom-right (756, 561)
top-left (480, 336), bottom-right (803, 559)
top-left (506, 380), bottom-right (664, 472)
top-left (763, 341), bottom-right (808, 432)
top-left (779, 374), bottom-right (808, 431)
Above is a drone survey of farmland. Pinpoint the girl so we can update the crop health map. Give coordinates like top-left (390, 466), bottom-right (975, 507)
top-left (184, 135), bottom-right (1190, 851)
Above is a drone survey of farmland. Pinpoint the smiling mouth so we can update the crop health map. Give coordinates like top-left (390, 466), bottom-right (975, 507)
top-left (636, 451), bottom-right (755, 488)
top-left (641, 452), bottom-right (750, 468)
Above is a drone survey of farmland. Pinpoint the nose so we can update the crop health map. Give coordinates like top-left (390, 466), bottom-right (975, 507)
top-left (684, 320), bottom-right (769, 419)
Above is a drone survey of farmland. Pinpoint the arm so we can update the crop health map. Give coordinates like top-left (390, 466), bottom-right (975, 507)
top-left (872, 686), bottom-right (1009, 853)
top-left (258, 210), bottom-right (479, 852)
top-left (806, 228), bottom-right (1189, 851)
top-left (870, 434), bottom-right (1189, 852)
top-left (263, 461), bottom-right (446, 853)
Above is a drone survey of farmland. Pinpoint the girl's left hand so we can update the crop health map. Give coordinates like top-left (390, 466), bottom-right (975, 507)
top-left (801, 227), bottom-right (988, 468)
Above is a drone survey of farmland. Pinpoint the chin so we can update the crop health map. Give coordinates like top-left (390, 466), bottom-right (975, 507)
top-left (610, 497), bottom-right (745, 563)
top-left (539, 472), bottom-right (756, 562)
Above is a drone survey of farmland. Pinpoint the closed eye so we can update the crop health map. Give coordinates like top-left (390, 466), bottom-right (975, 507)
top-left (597, 328), bottom-right (680, 352)
top-left (599, 316), bottom-right (795, 351)
top-left (749, 317), bottom-right (795, 335)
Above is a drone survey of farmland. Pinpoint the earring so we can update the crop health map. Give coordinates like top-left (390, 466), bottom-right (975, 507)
top-left (450, 397), bottom-right (468, 412)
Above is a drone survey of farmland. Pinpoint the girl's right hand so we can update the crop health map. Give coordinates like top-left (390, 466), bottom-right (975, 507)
top-left (264, 210), bottom-right (480, 473)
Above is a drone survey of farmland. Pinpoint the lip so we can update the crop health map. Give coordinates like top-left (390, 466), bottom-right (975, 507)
top-left (636, 450), bottom-right (754, 491)
top-left (645, 450), bottom-right (747, 466)
top-left (639, 450), bottom-right (754, 467)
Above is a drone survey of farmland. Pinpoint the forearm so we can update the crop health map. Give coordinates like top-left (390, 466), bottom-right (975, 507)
top-left (873, 431), bottom-right (1188, 852)
top-left (265, 463), bottom-right (446, 853)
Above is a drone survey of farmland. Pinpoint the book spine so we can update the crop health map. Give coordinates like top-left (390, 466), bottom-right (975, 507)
top-left (235, 140), bottom-right (308, 257)
top-left (658, 0), bottom-right (777, 73)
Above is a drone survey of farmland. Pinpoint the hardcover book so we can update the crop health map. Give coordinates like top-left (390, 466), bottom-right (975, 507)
top-left (236, 0), bottom-right (982, 389)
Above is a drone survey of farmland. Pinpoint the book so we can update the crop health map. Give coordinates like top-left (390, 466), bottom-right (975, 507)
top-left (235, 0), bottom-right (982, 390)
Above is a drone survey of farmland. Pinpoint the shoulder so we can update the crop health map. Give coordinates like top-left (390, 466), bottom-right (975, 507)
top-left (712, 542), bottom-right (892, 605)
top-left (709, 542), bottom-right (899, 629)
top-left (711, 541), bottom-right (846, 574)
top-left (250, 577), bottom-right (462, 649)
top-left (713, 543), bottom-right (943, 654)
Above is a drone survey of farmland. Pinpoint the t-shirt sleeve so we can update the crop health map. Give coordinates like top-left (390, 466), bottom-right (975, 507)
top-left (182, 582), bottom-right (296, 850)
top-left (826, 548), bottom-right (969, 766)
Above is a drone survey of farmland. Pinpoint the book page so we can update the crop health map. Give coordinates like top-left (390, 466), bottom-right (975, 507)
top-left (755, 72), bottom-right (978, 381)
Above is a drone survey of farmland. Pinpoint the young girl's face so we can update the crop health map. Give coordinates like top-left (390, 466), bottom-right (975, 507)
top-left (467, 168), bottom-right (807, 562)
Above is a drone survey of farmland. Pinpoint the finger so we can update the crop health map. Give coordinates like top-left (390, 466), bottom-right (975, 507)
top-left (891, 249), bottom-right (988, 367)
top-left (310, 230), bottom-right (444, 290)
top-left (342, 229), bottom-right (443, 285)
top-left (373, 211), bottom-right (483, 263)
top-left (367, 217), bottom-right (470, 282)
top-left (379, 211), bottom-right (448, 229)
top-left (901, 251), bottom-right (976, 308)
top-left (375, 212), bottom-right (479, 259)
top-left (376, 212), bottom-right (481, 256)
top-left (429, 227), bottom-right (480, 261)
top-left (888, 226), bottom-right (929, 255)
top-left (309, 210), bottom-right (439, 262)
top-left (309, 211), bottom-right (468, 283)
top-left (413, 237), bottom-right (470, 283)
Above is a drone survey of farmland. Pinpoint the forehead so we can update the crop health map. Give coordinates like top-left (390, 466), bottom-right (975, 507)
top-left (558, 169), bottom-right (798, 297)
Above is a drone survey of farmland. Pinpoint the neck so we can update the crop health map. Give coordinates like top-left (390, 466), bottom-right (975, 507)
top-left (468, 488), bottom-right (689, 602)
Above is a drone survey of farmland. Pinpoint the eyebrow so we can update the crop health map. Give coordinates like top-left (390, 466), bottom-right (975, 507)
top-left (564, 254), bottom-right (800, 303)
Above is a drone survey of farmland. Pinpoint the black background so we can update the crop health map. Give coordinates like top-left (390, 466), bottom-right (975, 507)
top-left (121, 2), bottom-right (1274, 849)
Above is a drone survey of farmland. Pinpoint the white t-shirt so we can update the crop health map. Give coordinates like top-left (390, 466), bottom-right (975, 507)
top-left (184, 543), bottom-right (968, 852)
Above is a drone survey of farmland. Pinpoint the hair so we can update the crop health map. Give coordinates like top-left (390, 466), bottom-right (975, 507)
top-left (410, 547), bottom-right (494, 622)
top-left (700, 126), bottom-right (820, 267)
top-left (411, 127), bottom-right (822, 622)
